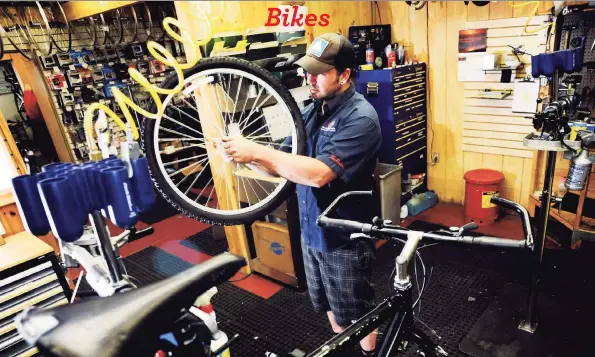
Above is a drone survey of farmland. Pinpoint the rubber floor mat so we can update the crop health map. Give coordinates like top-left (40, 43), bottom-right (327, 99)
top-left (122, 246), bottom-right (194, 286)
top-left (179, 228), bottom-right (228, 256)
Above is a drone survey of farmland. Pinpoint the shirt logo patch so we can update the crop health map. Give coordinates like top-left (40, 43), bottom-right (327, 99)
top-left (308, 38), bottom-right (329, 58)
top-left (321, 120), bottom-right (336, 132)
top-left (330, 154), bottom-right (344, 169)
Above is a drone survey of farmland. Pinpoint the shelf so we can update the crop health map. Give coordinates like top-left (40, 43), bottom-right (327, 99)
top-left (402, 181), bottom-right (425, 196)
top-left (529, 194), bottom-right (595, 234)
top-left (523, 133), bottom-right (582, 151)
top-left (467, 89), bottom-right (512, 100)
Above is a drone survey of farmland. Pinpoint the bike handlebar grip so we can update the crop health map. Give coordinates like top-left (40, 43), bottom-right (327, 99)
top-left (469, 236), bottom-right (527, 249)
top-left (317, 217), bottom-right (365, 234)
top-left (490, 196), bottom-right (519, 211)
top-left (461, 222), bottom-right (479, 232)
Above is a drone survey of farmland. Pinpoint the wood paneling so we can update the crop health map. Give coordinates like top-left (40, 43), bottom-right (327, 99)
top-left (63, 1), bottom-right (139, 21)
top-left (427, 2), bottom-right (448, 200)
top-left (489, 1), bottom-right (514, 19)
top-left (9, 54), bottom-right (73, 163)
top-left (467, 3), bottom-right (490, 21)
top-left (443, 1), bottom-right (467, 203)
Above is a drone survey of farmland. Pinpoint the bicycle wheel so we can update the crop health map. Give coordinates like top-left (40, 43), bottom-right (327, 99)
top-left (0, 8), bottom-right (33, 60)
top-left (74, 17), bottom-right (96, 48)
top-left (148, 3), bottom-right (167, 42)
top-left (143, 57), bottom-right (305, 225)
top-left (94, 14), bottom-right (108, 47)
top-left (120, 5), bottom-right (137, 44)
top-left (24, 2), bottom-right (52, 57)
top-left (48, 1), bottom-right (71, 53)
top-left (105, 9), bottom-right (123, 45)
top-left (134, 4), bottom-right (150, 43)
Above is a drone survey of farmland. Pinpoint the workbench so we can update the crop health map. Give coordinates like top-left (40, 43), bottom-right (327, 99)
top-left (0, 232), bottom-right (71, 357)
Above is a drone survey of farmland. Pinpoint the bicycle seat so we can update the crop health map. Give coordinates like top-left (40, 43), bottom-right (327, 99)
top-left (17, 253), bottom-right (246, 357)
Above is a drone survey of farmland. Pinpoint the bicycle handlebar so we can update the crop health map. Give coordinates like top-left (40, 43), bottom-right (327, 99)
top-left (317, 191), bottom-right (533, 250)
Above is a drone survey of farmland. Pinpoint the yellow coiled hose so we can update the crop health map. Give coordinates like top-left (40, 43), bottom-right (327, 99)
top-left (83, 2), bottom-right (240, 156)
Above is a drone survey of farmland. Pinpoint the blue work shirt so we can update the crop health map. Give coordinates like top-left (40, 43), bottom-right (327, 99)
top-left (296, 85), bottom-right (382, 253)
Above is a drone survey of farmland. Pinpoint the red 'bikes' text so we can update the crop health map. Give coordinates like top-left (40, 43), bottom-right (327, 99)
top-left (265, 6), bottom-right (330, 27)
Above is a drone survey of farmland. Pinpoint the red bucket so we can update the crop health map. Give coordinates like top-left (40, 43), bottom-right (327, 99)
top-left (463, 169), bottom-right (505, 226)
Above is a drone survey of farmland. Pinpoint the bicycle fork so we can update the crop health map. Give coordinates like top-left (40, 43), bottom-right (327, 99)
top-left (378, 231), bottom-right (448, 357)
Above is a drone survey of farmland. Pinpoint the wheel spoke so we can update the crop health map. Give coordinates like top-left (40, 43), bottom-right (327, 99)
top-left (163, 153), bottom-right (209, 167)
top-left (158, 138), bottom-right (204, 142)
top-left (159, 126), bottom-right (200, 141)
top-left (160, 143), bottom-right (206, 155)
top-left (183, 157), bottom-right (212, 196)
top-left (175, 157), bottom-right (209, 188)
top-left (238, 84), bottom-right (263, 129)
top-left (241, 93), bottom-right (274, 131)
top-left (196, 176), bottom-right (214, 202)
top-left (168, 159), bottom-right (206, 178)
top-left (162, 113), bottom-right (205, 137)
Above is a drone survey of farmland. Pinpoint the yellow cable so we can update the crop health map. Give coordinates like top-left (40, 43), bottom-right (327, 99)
top-left (83, 2), bottom-right (243, 156)
top-left (508, 1), bottom-right (553, 34)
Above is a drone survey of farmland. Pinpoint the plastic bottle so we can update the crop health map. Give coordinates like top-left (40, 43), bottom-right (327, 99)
top-left (190, 287), bottom-right (231, 357)
top-left (405, 191), bottom-right (438, 217)
top-left (566, 149), bottom-right (592, 191)
top-left (366, 41), bottom-right (374, 65)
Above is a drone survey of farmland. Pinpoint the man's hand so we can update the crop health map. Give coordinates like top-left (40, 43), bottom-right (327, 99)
top-left (221, 136), bottom-right (263, 163)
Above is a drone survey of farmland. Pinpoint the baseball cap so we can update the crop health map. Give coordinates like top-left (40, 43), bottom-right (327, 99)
top-left (295, 33), bottom-right (357, 75)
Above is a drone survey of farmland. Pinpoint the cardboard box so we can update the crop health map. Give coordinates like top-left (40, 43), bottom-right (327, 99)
top-left (251, 221), bottom-right (294, 276)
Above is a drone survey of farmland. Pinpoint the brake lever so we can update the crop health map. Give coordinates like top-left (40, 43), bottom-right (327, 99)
top-left (350, 233), bottom-right (372, 240)
top-left (458, 222), bottom-right (479, 236)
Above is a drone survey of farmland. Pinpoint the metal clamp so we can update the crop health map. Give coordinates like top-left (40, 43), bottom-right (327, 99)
top-left (366, 82), bottom-right (379, 96)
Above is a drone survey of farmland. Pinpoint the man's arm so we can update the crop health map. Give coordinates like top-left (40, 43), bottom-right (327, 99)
top-left (253, 146), bottom-right (336, 188)
top-left (221, 137), bottom-right (336, 188)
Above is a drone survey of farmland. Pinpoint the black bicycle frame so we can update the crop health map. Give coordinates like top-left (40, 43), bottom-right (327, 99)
top-left (305, 289), bottom-right (410, 357)
top-left (305, 277), bottom-right (439, 357)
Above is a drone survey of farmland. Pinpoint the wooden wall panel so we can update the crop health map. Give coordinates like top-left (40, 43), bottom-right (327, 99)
top-left (489, 1), bottom-right (514, 19)
top-left (467, 3), bottom-right (490, 21)
top-left (9, 54), bottom-right (73, 163)
top-left (426, 2), bottom-right (448, 201)
top-left (442, 1), bottom-right (467, 203)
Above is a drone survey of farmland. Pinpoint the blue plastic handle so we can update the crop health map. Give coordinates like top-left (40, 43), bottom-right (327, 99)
top-left (101, 166), bottom-right (139, 228)
top-left (37, 176), bottom-right (85, 242)
top-left (11, 175), bottom-right (51, 236)
top-left (130, 157), bottom-right (156, 213)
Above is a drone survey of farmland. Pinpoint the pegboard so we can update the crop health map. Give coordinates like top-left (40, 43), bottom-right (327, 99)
top-left (558, 9), bottom-right (595, 108)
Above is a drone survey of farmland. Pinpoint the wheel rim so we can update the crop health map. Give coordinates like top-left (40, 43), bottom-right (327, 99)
top-left (121, 6), bottom-right (137, 44)
top-left (105, 10), bottom-right (123, 45)
top-left (152, 68), bottom-right (299, 217)
top-left (24, 2), bottom-right (52, 56)
top-left (48, 2), bottom-right (71, 53)
top-left (1, 8), bottom-right (33, 60)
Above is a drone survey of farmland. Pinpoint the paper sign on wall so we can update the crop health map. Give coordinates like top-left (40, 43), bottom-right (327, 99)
top-left (458, 53), bottom-right (486, 82)
top-left (512, 79), bottom-right (540, 114)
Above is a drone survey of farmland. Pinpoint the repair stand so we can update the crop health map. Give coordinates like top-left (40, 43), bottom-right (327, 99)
top-left (460, 66), bottom-right (569, 357)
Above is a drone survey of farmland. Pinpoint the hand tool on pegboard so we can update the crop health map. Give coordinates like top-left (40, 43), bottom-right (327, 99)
top-left (563, 25), bottom-right (578, 50)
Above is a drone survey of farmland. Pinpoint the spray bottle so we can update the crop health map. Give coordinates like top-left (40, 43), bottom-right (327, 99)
top-left (565, 131), bottom-right (595, 191)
